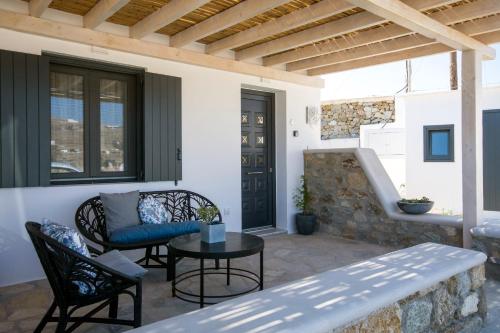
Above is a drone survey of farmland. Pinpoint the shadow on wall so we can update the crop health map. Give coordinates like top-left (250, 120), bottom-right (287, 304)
top-left (0, 225), bottom-right (43, 284)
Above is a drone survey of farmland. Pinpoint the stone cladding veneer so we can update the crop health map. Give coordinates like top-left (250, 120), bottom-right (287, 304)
top-left (321, 98), bottom-right (395, 139)
top-left (334, 265), bottom-right (486, 333)
top-left (472, 235), bottom-right (500, 279)
top-left (304, 152), bottom-right (463, 248)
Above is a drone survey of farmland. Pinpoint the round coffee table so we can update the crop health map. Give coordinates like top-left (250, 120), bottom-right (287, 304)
top-left (167, 232), bottom-right (264, 308)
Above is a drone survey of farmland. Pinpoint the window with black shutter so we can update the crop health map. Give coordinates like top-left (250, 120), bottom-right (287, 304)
top-left (0, 49), bottom-right (182, 188)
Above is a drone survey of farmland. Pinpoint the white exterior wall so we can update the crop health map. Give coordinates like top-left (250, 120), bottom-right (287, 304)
top-left (402, 86), bottom-right (500, 215)
top-left (0, 26), bottom-right (321, 286)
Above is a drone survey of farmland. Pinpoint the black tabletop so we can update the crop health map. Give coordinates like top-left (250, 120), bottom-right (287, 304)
top-left (168, 232), bottom-right (264, 259)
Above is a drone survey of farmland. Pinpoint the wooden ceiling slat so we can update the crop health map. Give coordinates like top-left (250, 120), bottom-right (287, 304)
top-left (288, 1), bottom-right (500, 71)
top-left (262, 0), bottom-right (484, 67)
top-left (348, 0), bottom-right (494, 59)
top-left (294, 14), bottom-right (500, 73)
top-left (237, 0), bottom-right (461, 61)
top-left (17, 0), bottom-right (498, 75)
top-left (308, 29), bottom-right (500, 75)
top-left (206, 0), bottom-right (357, 54)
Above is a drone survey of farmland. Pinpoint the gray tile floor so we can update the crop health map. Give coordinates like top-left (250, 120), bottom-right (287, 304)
top-left (0, 233), bottom-right (498, 332)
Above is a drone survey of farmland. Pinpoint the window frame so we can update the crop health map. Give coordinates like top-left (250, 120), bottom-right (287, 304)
top-left (48, 56), bottom-right (144, 185)
top-left (423, 124), bottom-right (455, 162)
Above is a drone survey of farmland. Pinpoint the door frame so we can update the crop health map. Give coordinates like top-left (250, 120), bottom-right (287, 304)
top-left (241, 88), bottom-right (276, 230)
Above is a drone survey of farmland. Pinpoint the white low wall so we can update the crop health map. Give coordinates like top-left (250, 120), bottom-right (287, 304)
top-left (127, 243), bottom-right (486, 333)
top-left (0, 2), bottom-right (322, 286)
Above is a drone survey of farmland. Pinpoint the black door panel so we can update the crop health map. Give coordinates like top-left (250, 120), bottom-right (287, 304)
top-left (241, 91), bottom-right (274, 230)
top-left (484, 110), bottom-right (500, 211)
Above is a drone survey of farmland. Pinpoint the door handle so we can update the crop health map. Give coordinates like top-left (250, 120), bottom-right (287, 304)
top-left (247, 171), bottom-right (264, 175)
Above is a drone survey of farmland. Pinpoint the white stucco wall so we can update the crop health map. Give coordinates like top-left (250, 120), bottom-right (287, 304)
top-left (402, 86), bottom-right (500, 215)
top-left (0, 18), bottom-right (322, 285)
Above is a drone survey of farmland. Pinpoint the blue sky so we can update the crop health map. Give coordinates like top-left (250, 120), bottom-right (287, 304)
top-left (320, 43), bottom-right (500, 101)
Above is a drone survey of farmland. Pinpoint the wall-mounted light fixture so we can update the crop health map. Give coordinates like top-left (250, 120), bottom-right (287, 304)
top-left (306, 106), bottom-right (320, 124)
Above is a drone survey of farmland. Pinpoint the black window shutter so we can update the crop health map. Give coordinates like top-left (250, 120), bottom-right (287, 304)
top-left (143, 72), bottom-right (182, 182)
top-left (0, 50), bottom-right (50, 188)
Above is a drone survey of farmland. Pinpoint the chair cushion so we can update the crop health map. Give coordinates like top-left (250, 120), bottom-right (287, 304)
top-left (40, 220), bottom-right (95, 295)
top-left (100, 190), bottom-right (141, 236)
top-left (95, 250), bottom-right (147, 278)
top-left (138, 196), bottom-right (168, 225)
top-left (41, 220), bottom-right (91, 258)
top-left (109, 221), bottom-right (200, 244)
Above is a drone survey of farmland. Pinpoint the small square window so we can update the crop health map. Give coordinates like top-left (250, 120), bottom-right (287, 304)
top-left (424, 125), bottom-right (454, 162)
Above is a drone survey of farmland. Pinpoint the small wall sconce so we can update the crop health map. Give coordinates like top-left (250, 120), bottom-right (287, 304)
top-left (306, 106), bottom-right (320, 124)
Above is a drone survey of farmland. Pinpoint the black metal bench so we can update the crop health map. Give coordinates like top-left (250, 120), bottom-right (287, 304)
top-left (75, 190), bottom-right (222, 280)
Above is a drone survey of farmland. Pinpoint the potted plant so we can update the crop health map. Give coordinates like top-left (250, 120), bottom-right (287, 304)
top-left (397, 196), bottom-right (434, 215)
top-left (197, 206), bottom-right (225, 243)
top-left (293, 175), bottom-right (316, 235)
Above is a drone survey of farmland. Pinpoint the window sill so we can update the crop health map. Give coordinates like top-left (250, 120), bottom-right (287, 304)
top-left (50, 176), bottom-right (139, 186)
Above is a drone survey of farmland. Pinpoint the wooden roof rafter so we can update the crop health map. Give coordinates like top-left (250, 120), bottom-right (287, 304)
top-left (347, 0), bottom-right (495, 59)
top-left (308, 29), bottom-right (500, 75)
top-left (287, 0), bottom-right (500, 71)
top-left (29, 0), bottom-right (52, 17)
top-left (0, 9), bottom-right (324, 87)
top-left (130, 0), bottom-right (212, 39)
top-left (84, 0), bottom-right (130, 29)
top-left (307, 14), bottom-right (500, 75)
top-left (9, 0), bottom-right (500, 80)
top-left (263, 0), bottom-right (499, 67)
top-left (205, 0), bottom-right (357, 55)
top-left (235, 0), bottom-right (465, 61)
top-left (169, 0), bottom-right (292, 48)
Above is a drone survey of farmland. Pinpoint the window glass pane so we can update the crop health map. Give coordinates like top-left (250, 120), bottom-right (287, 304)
top-left (100, 79), bottom-right (126, 172)
top-left (430, 130), bottom-right (449, 156)
top-left (50, 72), bottom-right (84, 173)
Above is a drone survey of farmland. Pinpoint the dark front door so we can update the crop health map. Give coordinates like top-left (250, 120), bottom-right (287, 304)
top-left (484, 110), bottom-right (500, 211)
top-left (241, 90), bottom-right (275, 230)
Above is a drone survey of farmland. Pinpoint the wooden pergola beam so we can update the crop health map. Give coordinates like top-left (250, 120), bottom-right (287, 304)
top-left (236, 11), bottom-right (382, 61)
top-left (169, 0), bottom-right (290, 48)
top-left (83, 0), bottom-right (129, 29)
top-left (289, 14), bottom-right (500, 71)
top-left (130, 0), bottom-right (210, 39)
top-left (236, 0), bottom-right (455, 61)
top-left (0, 9), bottom-right (323, 88)
top-left (29, 0), bottom-right (52, 17)
top-left (347, 0), bottom-right (495, 59)
top-left (206, 0), bottom-right (356, 55)
top-left (307, 30), bottom-right (500, 75)
top-left (264, 0), bottom-right (500, 66)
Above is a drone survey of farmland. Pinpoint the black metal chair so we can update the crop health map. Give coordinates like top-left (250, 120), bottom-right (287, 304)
top-left (75, 190), bottom-right (222, 281)
top-left (25, 222), bottom-right (142, 333)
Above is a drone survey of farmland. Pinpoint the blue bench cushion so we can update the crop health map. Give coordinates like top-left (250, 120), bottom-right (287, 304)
top-left (109, 221), bottom-right (200, 244)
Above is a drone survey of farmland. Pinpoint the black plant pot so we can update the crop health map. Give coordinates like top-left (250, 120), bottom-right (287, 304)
top-left (295, 213), bottom-right (317, 235)
top-left (397, 201), bottom-right (434, 214)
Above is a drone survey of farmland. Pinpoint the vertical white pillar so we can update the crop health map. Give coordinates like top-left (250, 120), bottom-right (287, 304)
top-left (461, 50), bottom-right (483, 248)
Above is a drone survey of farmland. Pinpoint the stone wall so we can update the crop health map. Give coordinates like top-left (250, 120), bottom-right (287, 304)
top-left (304, 151), bottom-right (463, 248)
top-left (321, 97), bottom-right (395, 139)
top-left (335, 265), bottom-right (486, 333)
top-left (472, 234), bottom-right (500, 279)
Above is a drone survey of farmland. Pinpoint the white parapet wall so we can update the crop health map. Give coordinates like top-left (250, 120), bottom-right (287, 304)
top-left (127, 243), bottom-right (486, 333)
